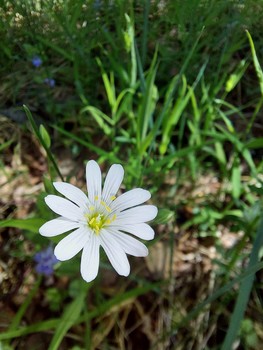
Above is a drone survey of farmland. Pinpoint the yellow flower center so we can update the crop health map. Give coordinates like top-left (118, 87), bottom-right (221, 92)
top-left (85, 199), bottom-right (116, 235)
top-left (87, 213), bottom-right (105, 234)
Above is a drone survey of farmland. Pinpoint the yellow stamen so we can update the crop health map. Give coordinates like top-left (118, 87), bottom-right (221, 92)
top-left (85, 206), bottom-right (116, 235)
top-left (110, 195), bottom-right (116, 201)
top-left (100, 200), bottom-right (112, 213)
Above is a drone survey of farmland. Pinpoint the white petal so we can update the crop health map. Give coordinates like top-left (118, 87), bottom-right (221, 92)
top-left (80, 234), bottom-right (100, 282)
top-left (102, 164), bottom-right (124, 203)
top-left (86, 160), bottom-right (102, 202)
top-left (113, 205), bottom-right (158, 225)
top-left (53, 182), bottom-right (89, 210)
top-left (54, 227), bottom-right (90, 261)
top-left (113, 223), bottom-right (155, 240)
top-left (100, 229), bottom-right (130, 276)
top-left (108, 229), bottom-right (148, 257)
top-left (111, 188), bottom-right (151, 212)
top-left (39, 217), bottom-right (80, 237)
top-left (45, 195), bottom-right (83, 221)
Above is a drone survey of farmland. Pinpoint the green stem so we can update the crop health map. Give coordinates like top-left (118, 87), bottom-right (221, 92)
top-left (23, 105), bottom-right (64, 181)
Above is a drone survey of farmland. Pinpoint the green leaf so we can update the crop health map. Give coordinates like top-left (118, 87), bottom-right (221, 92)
top-left (246, 137), bottom-right (263, 149)
top-left (0, 218), bottom-right (46, 233)
top-left (231, 158), bottom-right (241, 199)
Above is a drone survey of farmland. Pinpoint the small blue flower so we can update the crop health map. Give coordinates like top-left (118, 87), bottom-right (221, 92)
top-left (44, 78), bottom-right (56, 88)
top-left (31, 56), bottom-right (42, 67)
top-left (34, 246), bottom-right (58, 276)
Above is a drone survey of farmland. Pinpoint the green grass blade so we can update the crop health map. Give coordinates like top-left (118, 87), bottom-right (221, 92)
top-left (0, 139), bottom-right (14, 152)
top-left (81, 106), bottom-right (113, 135)
top-left (0, 281), bottom-right (162, 341)
top-left (141, 28), bottom-right (204, 154)
top-left (96, 57), bottom-right (116, 109)
top-left (0, 320), bottom-right (60, 341)
top-left (231, 157), bottom-right (241, 199)
top-left (137, 53), bottom-right (158, 152)
top-left (125, 14), bottom-right (137, 88)
top-left (174, 260), bottom-right (263, 330)
top-left (222, 216), bottom-right (263, 349)
top-left (51, 125), bottom-right (121, 163)
top-left (246, 30), bottom-right (263, 95)
top-left (48, 285), bottom-right (87, 350)
top-left (8, 277), bottom-right (41, 333)
top-left (160, 61), bottom-right (207, 155)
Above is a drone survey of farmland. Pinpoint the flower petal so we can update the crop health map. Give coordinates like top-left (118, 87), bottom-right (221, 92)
top-left (111, 188), bottom-right (151, 212)
top-left (53, 182), bottom-right (89, 210)
top-left (113, 223), bottom-right (155, 240)
top-left (54, 227), bottom-right (90, 261)
top-left (108, 229), bottom-right (148, 257)
top-left (102, 164), bottom-right (124, 203)
top-left (80, 234), bottom-right (100, 282)
top-left (100, 229), bottom-right (130, 276)
top-left (45, 195), bottom-right (83, 221)
top-left (39, 217), bottom-right (80, 237)
top-left (86, 160), bottom-right (102, 202)
top-left (113, 205), bottom-right (158, 225)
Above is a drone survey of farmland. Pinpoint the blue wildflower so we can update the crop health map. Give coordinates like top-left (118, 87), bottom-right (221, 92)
top-left (34, 246), bottom-right (58, 276)
top-left (31, 56), bottom-right (42, 67)
top-left (44, 78), bottom-right (56, 88)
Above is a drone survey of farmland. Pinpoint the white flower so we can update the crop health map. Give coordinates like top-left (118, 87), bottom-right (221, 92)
top-left (39, 160), bottom-right (158, 282)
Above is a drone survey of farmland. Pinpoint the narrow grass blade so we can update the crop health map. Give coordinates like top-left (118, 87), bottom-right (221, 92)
top-left (125, 14), bottom-right (137, 88)
top-left (231, 157), bottom-right (241, 199)
top-left (48, 285), bottom-right (87, 350)
top-left (52, 125), bottom-right (121, 164)
top-left (137, 51), bottom-right (158, 152)
top-left (0, 282), bottom-right (163, 341)
top-left (174, 260), bottom-right (263, 330)
top-left (246, 30), bottom-right (263, 95)
top-left (0, 320), bottom-right (59, 341)
top-left (142, 28), bottom-right (205, 154)
top-left (96, 57), bottom-right (116, 110)
top-left (81, 106), bottom-right (113, 135)
top-left (222, 217), bottom-right (263, 349)
top-left (8, 277), bottom-right (41, 333)
top-left (0, 139), bottom-right (14, 151)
